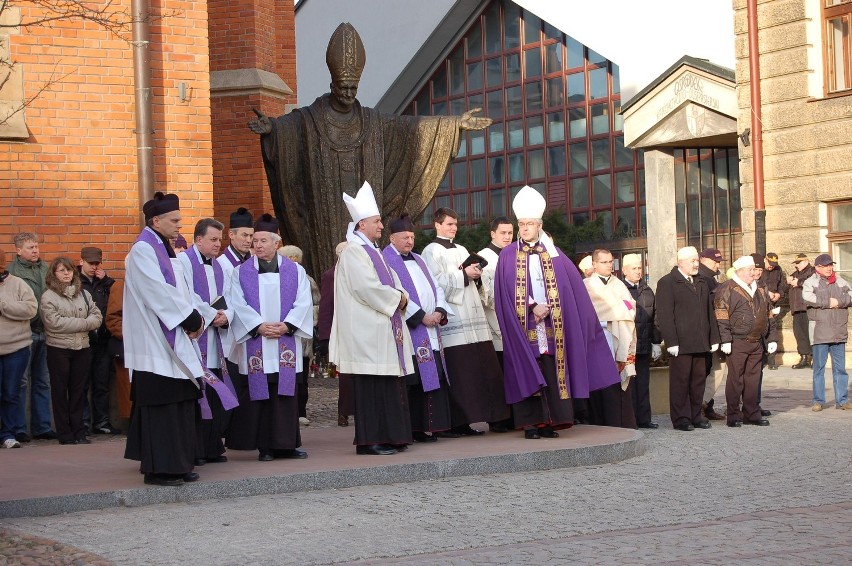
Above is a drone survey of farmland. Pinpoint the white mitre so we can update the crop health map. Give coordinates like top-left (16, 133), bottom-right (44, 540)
top-left (343, 180), bottom-right (380, 223)
top-left (512, 185), bottom-right (546, 220)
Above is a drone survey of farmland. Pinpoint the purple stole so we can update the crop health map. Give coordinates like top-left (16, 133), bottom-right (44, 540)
top-left (185, 246), bottom-right (239, 417)
top-left (382, 247), bottom-right (443, 392)
top-left (239, 256), bottom-right (299, 401)
top-left (361, 244), bottom-right (407, 375)
top-left (135, 229), bottom-right (179, 349)
top-left (222, 246), bottom-right (244, 267)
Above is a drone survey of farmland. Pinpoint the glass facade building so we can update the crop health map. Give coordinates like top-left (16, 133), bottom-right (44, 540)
top-left (405, 0), bottom-right (644, 240)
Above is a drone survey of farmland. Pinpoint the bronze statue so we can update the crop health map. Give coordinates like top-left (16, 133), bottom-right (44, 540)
top-left (249, 22), bottom-right (491, 277)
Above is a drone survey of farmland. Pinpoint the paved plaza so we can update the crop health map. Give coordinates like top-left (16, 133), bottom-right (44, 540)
top-left (1, 367), bottom-right (850, 565)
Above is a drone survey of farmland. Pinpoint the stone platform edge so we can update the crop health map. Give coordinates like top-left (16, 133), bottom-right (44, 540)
top-left (0, 431), bottom-right (645, 519)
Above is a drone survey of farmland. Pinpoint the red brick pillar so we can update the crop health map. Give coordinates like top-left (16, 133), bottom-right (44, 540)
top-left (207, 0), bottom-right (297, 222)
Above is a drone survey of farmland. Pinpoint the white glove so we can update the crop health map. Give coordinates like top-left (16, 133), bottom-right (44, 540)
top-left (767, 342), bottom-right (777, 354)
top-left (771, 307), bottom-right (781, 315)
top-left (666, 345), bottom-right (679, 357)
top-left (651, 344), bottom-right (662, 361)
top-left (710, 343), bottom-right (719, 353)
top-left (721, 343), bottom-right (732, 355)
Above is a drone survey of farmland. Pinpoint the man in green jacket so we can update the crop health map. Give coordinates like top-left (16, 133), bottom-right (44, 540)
top-left (6, 232), bottom-right (56, 441)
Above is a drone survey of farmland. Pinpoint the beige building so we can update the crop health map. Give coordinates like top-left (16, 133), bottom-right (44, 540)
top-left (735, 0), bottom-right (852, 362)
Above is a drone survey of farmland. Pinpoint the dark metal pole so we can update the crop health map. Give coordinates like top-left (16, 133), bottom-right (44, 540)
top-left (132, 0), bottom-right (154, 227)
top-left (747, 0), bottom-right (766, 255)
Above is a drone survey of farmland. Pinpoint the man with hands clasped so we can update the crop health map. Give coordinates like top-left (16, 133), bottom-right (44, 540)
top-left (714, 255), bottom-right (777, 427)
top-left (655, 247), bottom-right (720, 431)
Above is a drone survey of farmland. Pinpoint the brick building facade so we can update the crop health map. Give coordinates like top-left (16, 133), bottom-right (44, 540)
top-left (0, 0), bottom-right (296, 274)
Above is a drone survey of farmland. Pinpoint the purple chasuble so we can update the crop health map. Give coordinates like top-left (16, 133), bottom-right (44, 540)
top-left (135, 229), bottom-right (179, 348)
top-left (494, 241), bottom-right (620, 405)
top-left (382, 246), bottom-right (441, 392)
top-left (239, 257), bottom-right (299, 401)
top-left (361, 244), bottom-right (407, 374)
top-left (186, 246), bottom-right (239, 417)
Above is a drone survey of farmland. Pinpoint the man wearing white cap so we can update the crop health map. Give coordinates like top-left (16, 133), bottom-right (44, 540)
top-left (621, 253), bottom-right (662, 428)
top-left (225, 214), bottom-right (314, 462)
top-left (655, 246), bottom-right (720, 431)
top-left (714, 255), bottom-right (777, 427)
top-left (494, 187), bottom-right (622, 438)
top-left (423, 207), bottom-right (509, 437)
top-left (331, 181), bottom-right (415, 455)
top-left (578, 255), bottom-right (594, 278)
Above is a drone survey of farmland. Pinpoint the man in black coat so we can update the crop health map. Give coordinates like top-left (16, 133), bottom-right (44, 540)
top-left (622, 253), bottom-right (661, 429)
top-left (655, 246), bottom-right (720, 431)
top-left (760, 252), bottom-right (787, 369)
top-left (786, 253), bottom-right (816, 368)
top-left (696, 248), bottom-right (726, 420)
top-left (78, 246), bottom-right (120, 435)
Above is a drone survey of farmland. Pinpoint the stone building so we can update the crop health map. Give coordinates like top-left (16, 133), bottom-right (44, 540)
top-left (733, 0), bottom-right (852, 361)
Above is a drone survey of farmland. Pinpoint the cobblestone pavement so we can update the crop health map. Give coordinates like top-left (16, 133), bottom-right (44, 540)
top-left (2, 371), bottom-right (851, 565)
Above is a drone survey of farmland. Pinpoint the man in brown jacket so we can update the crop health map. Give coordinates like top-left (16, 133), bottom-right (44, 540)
top-left (715, 255), bottom-right (778, 427)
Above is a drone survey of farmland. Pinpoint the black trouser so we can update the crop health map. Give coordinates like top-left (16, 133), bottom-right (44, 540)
top-left (793, 311), bottom-right (812, 356)
top-left (669, 353), bottom-right (709, 427)
top-left (46, 346), bottom-right (92, 443)
top-left (298, 356), bottom-right (309, 418)
top-left (83, 340), bottom-right (113, 429)
top-left (726, 340), bottom-right (764, 423)
top-left (631, 353), bottom-right (652, 425)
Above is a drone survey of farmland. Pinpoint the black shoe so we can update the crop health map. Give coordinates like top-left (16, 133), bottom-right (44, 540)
top-left (693, 420), bottom-right (712, 429)
top-left (538, 426), bottom-right (559, 438)
top-left (390, 444), bottom-right (408, 452)
top-left (792, 357), bottom-right (808, 369)
top-left (637, 422), bottom-right (659, 429)
top-left (206, 455), bottom-right (228, 463)
top-left (194, 458), bottom-right (207, 466)
top-left (434, 431), bottom-right (461, 439)
top-left (412, 431), bottom-right (437, 443)
top-left (488, 424), bottom-right (511, 433)
top-left (92, 424), bottom-right (122, 435)
top-left (452, 425), bottom-right (484, 436)
top-left (15, 432), bottom-right (31, 443)
top-left (727, 421), bottom-right (743, 427)
top-left (59, 439), bottom-right (76, 445)
top-left (768, 365), bottom-right (778, 370)
top-left (183, 472), bottom-right (200, 482)
top-left (258, 451), bottom-right (275, 462)
top-left (745, 418), bottom-right (770, 426)
top-left (356, 444), bottom-right (396, 455)
top-left (274, 448), bottom-right (308, 459)
top-left (75, 437), bottom-right (92, 444)
top-left (524, 429), bottom-right (541, 439)
top-left (144, 473), bottom-right (184, 486)
top-left (760, 409), bottom-right (771, 416)
top-left (674, 423), bottom-right (694, 431)
top-left (33, 431), bottom-right (58, 440)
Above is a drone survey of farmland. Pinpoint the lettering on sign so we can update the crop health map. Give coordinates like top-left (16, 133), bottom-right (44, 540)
top-left (656, 73), bottom-right (720, 122)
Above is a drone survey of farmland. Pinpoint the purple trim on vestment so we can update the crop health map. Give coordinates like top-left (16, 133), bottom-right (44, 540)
top-left (134, 228), bottom-right (177, 348)
top-left (222, 246), bottom-right (241, 267)
top-left (361, 244), bottom-right (407, 374)
top-left (186, 246), bottom-right (238, 416)
top-left (239, 256), bottom-right (299, 401)
top-left (382, 247), bottom-right (440, 392)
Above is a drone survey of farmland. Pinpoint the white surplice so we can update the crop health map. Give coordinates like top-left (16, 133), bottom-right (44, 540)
top-left (226, 255), bottom-right (313, 375)
top-left (478, 244), bottom-right (504, 351)
top-left (123, 227), bottom-right (204, 381)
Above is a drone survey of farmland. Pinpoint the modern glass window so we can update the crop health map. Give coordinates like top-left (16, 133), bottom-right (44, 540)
top-left (454, 193), bottom-right (469, 221)
top-left (829, 200), bottom-right (852, 280)
top-left (413, 0), bottom-right (642, 233)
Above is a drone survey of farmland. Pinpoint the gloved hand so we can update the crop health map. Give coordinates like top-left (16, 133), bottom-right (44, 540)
top-left (767, 342), bottom-right (777, 354)
top-left (651, 344), bottom-right (662, 361)
top-left (666, 345), bottom-right (679, 357)
top-left (710, 343), bottom-right (719, 353)
top-left (771, 307), bottom-right (781, 315)
top-left (721, 343), bottom-right (732, 355)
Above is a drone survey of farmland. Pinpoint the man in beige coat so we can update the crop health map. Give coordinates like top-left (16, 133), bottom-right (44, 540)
top-left (330, 181), bottom-right (415, 456)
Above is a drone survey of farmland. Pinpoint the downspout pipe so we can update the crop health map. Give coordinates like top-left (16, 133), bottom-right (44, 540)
top-left (747, 0), bottom-right (767, 254)
top-left (132, 0), bottom-right (154, 227)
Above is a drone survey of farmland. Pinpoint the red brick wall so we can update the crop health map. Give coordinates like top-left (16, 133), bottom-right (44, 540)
top-left (0, 1), bottom-right (214, 277)
top-left (208, 0), bottom-right (297, 224)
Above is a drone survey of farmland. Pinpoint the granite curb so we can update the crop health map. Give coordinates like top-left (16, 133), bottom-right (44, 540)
top-left (0, 430), bottom-right (645, 519)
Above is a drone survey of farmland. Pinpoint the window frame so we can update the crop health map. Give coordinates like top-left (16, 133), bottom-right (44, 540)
top-left (822, 0), bottom-right (852, 95)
